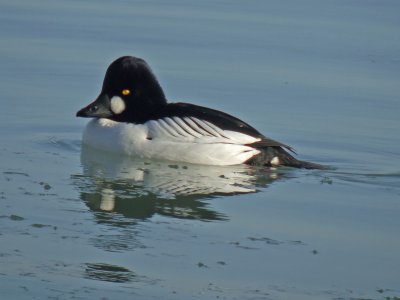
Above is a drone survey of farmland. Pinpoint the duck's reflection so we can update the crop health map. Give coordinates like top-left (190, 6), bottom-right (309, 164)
top-left (73, 145), bottom-right (281, 223)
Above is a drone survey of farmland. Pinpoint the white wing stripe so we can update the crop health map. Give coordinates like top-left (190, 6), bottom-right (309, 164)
top-left (163, 117), bottom-right (191, 137)
top-left (150, 120), bottom-right (176, 138)
top-left (191, 117), bottom-right (222, 137)
top-left (157, 119), bottom-right (183, 137)
top-left (172, 117), bottom-right (204, 138)
top-left (147, 116), bottom-right (260, 145)
top-left (203, 119), bottom-right (230, 138)
top-left (183, 117), bottom-right (213, 137)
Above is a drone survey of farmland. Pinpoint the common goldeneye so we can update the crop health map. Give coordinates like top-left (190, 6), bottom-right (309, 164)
top-left (77, 56), bottom-right (324, 169)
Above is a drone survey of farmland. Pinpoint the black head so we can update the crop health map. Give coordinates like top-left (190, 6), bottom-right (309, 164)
top-left (76, 56), bottom-right (167, 123)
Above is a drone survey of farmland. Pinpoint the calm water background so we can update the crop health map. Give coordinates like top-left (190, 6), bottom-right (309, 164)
top-left (1, 1), bottom-right (400, 299)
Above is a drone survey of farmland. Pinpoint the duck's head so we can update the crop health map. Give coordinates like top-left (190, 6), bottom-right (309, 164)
top-left (76, 56), bottom-right (167, 123)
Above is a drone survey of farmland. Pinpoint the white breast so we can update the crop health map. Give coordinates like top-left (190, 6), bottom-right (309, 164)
top-left (82, 117), bottom-right (261, 166)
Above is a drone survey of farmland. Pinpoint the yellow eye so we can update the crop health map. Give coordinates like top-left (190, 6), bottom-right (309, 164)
top-left (122, 89), bottom-right (131, 96)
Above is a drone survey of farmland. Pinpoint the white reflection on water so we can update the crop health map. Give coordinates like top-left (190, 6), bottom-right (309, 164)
top-left (72, 145), bottom-right (283, 222)
top-left (80, 144), bottom-right (274, 195)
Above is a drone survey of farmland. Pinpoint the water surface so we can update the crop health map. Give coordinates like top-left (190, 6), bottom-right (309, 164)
top-left (1, 1), bottom-right (399, 299)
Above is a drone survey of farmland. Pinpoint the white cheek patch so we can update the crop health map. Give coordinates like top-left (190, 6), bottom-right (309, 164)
top-left (110, 96), bottom-right (126, 114)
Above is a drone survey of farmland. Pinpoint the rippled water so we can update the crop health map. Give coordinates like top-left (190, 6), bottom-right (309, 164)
top-left (1, 1), bottom-right (400, 299)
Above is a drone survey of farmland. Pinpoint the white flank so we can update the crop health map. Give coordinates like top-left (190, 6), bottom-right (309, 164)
top-left (82, 117), bottom-right (262, 166)
top-left (110, 96), bottom-right (126, 114)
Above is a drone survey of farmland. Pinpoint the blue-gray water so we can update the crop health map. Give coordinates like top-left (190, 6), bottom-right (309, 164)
top-left (1, 1), bottom-right (399, 299)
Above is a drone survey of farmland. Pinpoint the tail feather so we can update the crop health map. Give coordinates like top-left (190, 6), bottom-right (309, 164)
top-left (246, 147), bottom-right (327, 170)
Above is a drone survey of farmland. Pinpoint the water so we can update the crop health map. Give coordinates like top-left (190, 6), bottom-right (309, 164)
top-left (1, 1), bottom-right (400, 299)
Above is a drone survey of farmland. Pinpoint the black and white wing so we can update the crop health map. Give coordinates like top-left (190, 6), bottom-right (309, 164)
top-left (147, 102), bottom-right (293, 151)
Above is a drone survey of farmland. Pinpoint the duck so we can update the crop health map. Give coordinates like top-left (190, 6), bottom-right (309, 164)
top-left (76, 56), bottom-right (325, 169)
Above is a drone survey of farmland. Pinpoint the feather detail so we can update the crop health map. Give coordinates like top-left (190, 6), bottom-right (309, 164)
top-left (147, 117), bottom-right (261, 145)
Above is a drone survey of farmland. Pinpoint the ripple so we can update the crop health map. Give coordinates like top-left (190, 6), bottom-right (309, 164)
top-left (318, 170), bottom-right (400, 190)
top-left (83, 263), bottom-right (137, 283)
top-left (39, 136), bottom-right (81, 154)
